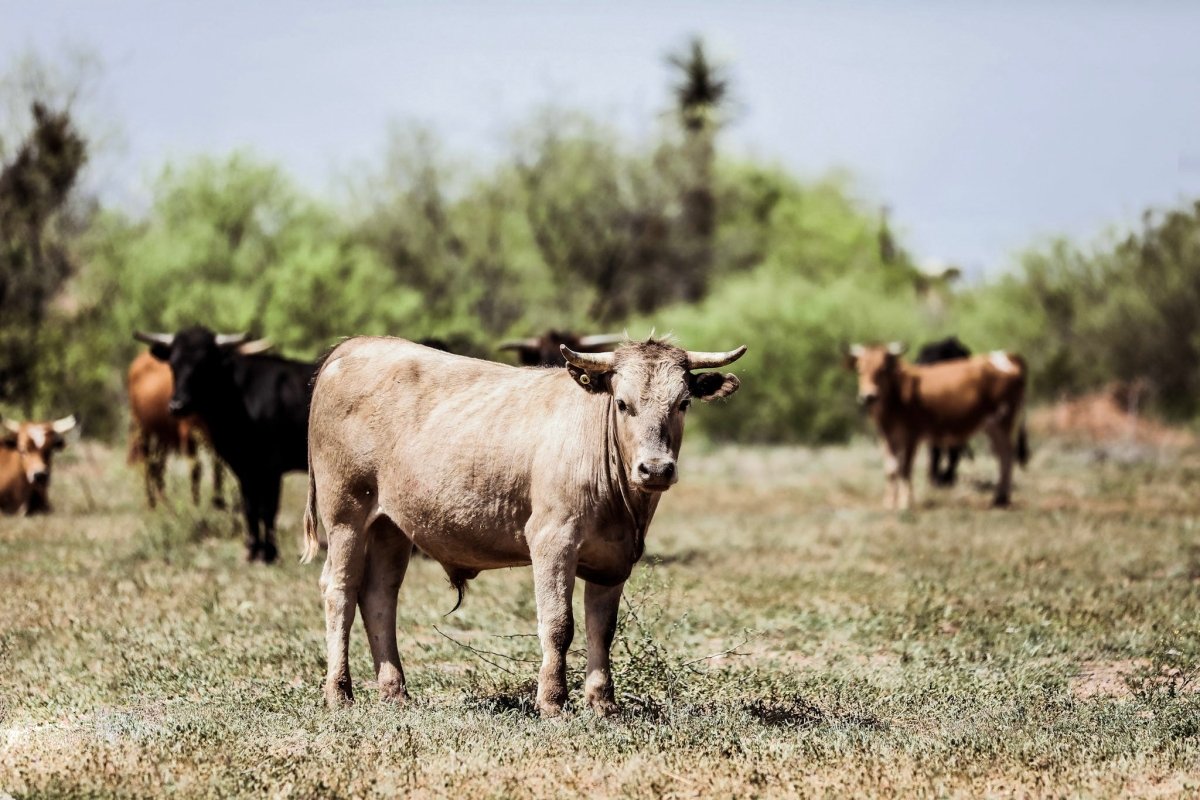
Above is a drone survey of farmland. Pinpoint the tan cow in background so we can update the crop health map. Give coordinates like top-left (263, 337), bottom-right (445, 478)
top-left (0, 415), bottom-right (76, 515)
top-left (846, 342), bottom-right (1028, 509)
top-left (303, 336), bottom-right (745, 717)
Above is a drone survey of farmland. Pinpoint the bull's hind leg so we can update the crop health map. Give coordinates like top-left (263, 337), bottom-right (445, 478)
top-left (358, 517), bottom-right (413, 703)
top-left (321, 519), bottom-right (369, 708)
top-left (584, 580), bottom-right (623, 717)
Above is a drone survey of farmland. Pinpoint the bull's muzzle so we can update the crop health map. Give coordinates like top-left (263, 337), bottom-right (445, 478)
top-left (29, 470), bottom-right (49, 486)
top-left (635, 458), bottom-right (677, 491)
top-left (858, 392), bottom-right (878, 408)
top-left (167, 398), bottom-right (190, 416)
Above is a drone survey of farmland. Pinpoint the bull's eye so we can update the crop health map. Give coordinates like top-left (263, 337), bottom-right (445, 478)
top-left (680, 398), bottom-right (691, 412)
top-left (616, 399), bottom-right (628, 413)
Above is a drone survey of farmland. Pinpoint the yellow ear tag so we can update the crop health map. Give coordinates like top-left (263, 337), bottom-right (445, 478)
top-left (579, 373), bottom-right (591, 385)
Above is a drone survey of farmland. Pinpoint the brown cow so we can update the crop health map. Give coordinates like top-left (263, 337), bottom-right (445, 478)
top-left (1, 415), bottom-right (76, 515)
top-left (128, 350), bottom-right (226, 509)
top-left (303, 336), bottom-right (745, 716)
top-left (497, 330), bottom-right (623, 367)
top-left (845, 342), bottom-right (1028, 509)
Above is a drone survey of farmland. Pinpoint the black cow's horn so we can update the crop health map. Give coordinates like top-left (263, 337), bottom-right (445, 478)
top-left (2, 419), bottom-right (20, 434)
top-left (685, 346), bottom-right (747, 370)
top-left (51, 415), bottom-right (77, 434)
top-left (236, 338), bottom-right (272, 355)
top-left (497, 338), bottom-right (539, 352)
top-left (575, 333), bottom-right (624, 349)
top-left (560, 345), bottom-right (616, 372)
top-left (133, 331), bottom-right (174, 347)
top-left (215, 332), bottom-right (250, 348)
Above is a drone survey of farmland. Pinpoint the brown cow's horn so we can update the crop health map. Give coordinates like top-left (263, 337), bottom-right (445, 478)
top-left (575, 333), bottom-right (624, 349)
top-left (236, 338), bottom-right (272, 355)
top-left (849, 344), bottom-right (866, 358)
top-left (2, 419), bottom-right (20, 434)
top-left (685, 346), bottom-right (747, 370)
top-left (133, 331), bottom-right (174, 347)
top-left (497, 338), bottom-right (539, 352)
top-left (887, 341), bottom-right (907, 356)
top-left (561, 345), bottom-right (616, 372)
top-left (51, 415), bottom-right (77, 434)
top-left (215, 333), bottom-right (250, 348)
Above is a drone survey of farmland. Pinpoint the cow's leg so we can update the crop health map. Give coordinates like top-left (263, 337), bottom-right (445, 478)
top-left (258, 476), bottom-right (283, 564)
top-left (584, 580), bottom-right (623, 717)
top-left (928, 445), bottom-right (944, 487)
top-left (882, 440), bottom-right (900, 509)
top-left (986, 423), bottom-right (1014, 507)
top-left (147, 439), bottom-right (167, 509)
top-left (185, 434), bottom-right (201, 506)
top-left (358, 517), bottom-right (413, 704)
top-left (529, 524), bottom-right (578, 717)
top-left (321, 520), bottom-right (369, 708)
top-left (238, 476), bottom-right (262, 561)
top-left (945, 446), bottom-right (963, 486)
top-left (210, 455), bottom-right (227, 510)
top-left (898, 438), bottom-right (917, 510)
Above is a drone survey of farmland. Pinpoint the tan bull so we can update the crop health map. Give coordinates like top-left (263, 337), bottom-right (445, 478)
top-left (303, 337), bottom-right (745, 717)
top-left (0, 415), bottom-right (77, 515)
top-left (845, 342), bottom-right (1028, 509)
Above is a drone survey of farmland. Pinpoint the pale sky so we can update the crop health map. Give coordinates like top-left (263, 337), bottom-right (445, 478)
top-left (4, 1), bottom-right (1200, 276)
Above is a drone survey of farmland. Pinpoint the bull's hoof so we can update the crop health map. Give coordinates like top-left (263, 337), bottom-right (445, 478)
top-left (379, 682), bottom-right (409, 704)
top-left (588, 697), bottom-right (621, 718)
top-left (325, 684), bottom-right (354, 709)
top-left (537, 701), bottom-right (565, 718)
top-left (212, 497), bottom-right (227, 511)
top-left (244, 543), bottom-right (261, 563)
top-left (992, 496), bottom-right (1011, 508)
top-left (260, 542), bottom-right (279, 564)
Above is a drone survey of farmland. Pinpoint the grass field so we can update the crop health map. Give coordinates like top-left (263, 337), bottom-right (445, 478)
top-left (3, 433), bottom-right (1200, 798)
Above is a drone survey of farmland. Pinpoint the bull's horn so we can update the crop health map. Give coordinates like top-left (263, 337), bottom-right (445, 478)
top-left (51, 415), bottom-right (77, 434)
top-left (2, 419), bottom-right (20, 434)
top-left (561, 345), bottom-right (616, 372)
top-left (133, 331), bottom-right (174, 347)
top-left (497, 338), bottom-right (539, 352)
top-left (575, 333), bottom-right (625, 349)
top-left (236, 338), bottom-right (272, 355)
top-left (849, 344), bottom-right (866, 358)
top-left (887, 341), bottom-right (907, 356)
top-left (215, 332), bottom-right (250, 348)
top-left (685, 346), bottom-right (747, 370)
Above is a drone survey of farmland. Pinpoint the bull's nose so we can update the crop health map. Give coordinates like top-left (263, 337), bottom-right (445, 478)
top-left (31, 471), bottom-right (49, 486)
top-left (167, 399), bottom-right (186, 415)
top-left (636, 459), bottom-right (677, 483)
top-left (858, 393), bottom-right (877, 407)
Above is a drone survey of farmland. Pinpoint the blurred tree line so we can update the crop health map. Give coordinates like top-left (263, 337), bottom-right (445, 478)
top-left (3, 42), bottom-right (1199, 443)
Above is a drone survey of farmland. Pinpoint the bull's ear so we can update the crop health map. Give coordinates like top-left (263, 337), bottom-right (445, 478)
top-left (566, 365), bottom-right (610, 394)
top-left (689, 371), bottom-right (740, 402)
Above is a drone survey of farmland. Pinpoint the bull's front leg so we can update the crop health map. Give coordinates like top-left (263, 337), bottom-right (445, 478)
top-left (882, 441), bottom-right (900, 510)
top-left (529, 525), bottom-right (579, 717)
top-left (584, 580), bottom-right (623, 717)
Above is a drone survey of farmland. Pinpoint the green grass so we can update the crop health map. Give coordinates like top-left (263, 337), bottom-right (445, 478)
top-left (3, 437), bottom-right (1200, 797)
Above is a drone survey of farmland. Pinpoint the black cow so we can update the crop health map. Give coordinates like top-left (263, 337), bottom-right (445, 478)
top-left (134, 327), bottom-right (318, 563)
top-left (497, 330), bottom-right (622, 367)
top-left (914, 336), bottom-right (972, 487)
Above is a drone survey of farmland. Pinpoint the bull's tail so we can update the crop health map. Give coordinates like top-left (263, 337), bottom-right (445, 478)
top-left (1016, 419), bottom-right (1030, 468)
top-left (301, 469), bottom-right (320, 564)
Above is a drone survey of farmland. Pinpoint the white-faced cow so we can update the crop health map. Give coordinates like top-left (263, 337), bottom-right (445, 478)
top-left (1, 415), bottom-right (76, 515)
top-left (497, 330), bottom-right (623, 367)
top-left (846, 342), bottom-right (1028, 510)
top-left (303, 337), bottom-right (745, 716)
top-left (135, 327), bottom-right (318, 563)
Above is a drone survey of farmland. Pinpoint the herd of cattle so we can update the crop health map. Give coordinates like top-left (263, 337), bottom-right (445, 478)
top-left (0, 326), bottom-right (1027, 715)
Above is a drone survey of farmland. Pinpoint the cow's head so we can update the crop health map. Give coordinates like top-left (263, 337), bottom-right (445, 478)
top-left (499, 331), bottom-right (624, 367)
top-left (135, 327), bottom-right (259, 416)
top-left (562, 340), bottom-right (745, 492)
top-left (845, 342), bottom-right (906, 408)
top-left (1, 416), bottom-right (76, 487)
